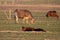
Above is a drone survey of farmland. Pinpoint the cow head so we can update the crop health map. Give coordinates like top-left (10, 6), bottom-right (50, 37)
top-left (31, 18), bottom-right (35, 24)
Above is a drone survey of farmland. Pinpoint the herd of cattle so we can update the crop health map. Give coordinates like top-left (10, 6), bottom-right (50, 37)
top-left (13, 9), bottom-right (59, 32)
top-left (14, 9), bottom-right (59, 24)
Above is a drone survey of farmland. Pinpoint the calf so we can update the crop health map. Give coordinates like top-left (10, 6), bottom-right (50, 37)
top-left (22, 26), bottom-right (46, 32)
top-left (46, 10), bottom-right (59, 18)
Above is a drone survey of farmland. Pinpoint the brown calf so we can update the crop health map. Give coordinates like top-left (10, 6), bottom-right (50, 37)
top-left (46, 10), bottom-right (59, 18)
top-left (22, 26), bottom-right (46, 32)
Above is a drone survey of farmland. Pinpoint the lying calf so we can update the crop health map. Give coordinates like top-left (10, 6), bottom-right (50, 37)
top-left (22, 26), bottom-right (46, 32)
top-left (34, 28), bottom-right (46, 32)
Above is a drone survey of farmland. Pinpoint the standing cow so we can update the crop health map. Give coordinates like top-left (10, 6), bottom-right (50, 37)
top-left (46, 10), bottom-right (59, 18)
top-left (14, 9), bottom-right (35, 24)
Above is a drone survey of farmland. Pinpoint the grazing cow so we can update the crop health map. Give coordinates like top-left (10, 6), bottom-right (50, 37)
top-left (14, 9), bottom-right (35, 24)
top-left (46, 10), bottom-right (59, 18)
top-left (22, 26), bottom-right (46, 32)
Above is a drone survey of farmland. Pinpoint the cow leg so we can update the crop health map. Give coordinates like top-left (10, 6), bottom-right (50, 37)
top-left (26, 17), bottom-right (29, 24)
top-left (31, 19), bottom-right (35, 24)
top-left (23, 17), bottom-right (29, 24)
top-left (23, 17), bottom-right (26, 23)
top-left (14, 12), bottom-right (19, 23)
top-left (16, 15), bottom-right (19, 23)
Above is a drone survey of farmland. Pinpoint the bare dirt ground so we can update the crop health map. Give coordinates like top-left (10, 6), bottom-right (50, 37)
top-left (0, 4), bottom-right (60, 8)
top-left (0, 30), bottom-right (58, 34)
top-left (0, 4), bottom-right (60, 12)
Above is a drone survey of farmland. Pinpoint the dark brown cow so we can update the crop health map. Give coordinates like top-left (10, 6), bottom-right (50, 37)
top-left (22, 26), bottom-right (46, 32)
top-left (46, 10), bottom-right (59, 18)
top-left (14, 9), bottom-right (35, 24)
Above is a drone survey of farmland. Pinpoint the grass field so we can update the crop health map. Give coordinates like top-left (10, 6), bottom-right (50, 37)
top-left (0, 12), bottom-right (60, 40)
top-left (0, 32), bottom-right (60, 40)
top-left (0, 0), bottom-right (60, 40)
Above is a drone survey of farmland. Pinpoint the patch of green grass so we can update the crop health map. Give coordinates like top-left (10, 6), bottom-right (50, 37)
top-left (0, 32), bottom-right (60, 40)
top-left (0, 12), bottom-right (60, 32)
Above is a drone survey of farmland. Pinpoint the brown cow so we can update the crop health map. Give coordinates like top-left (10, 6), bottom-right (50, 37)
top-left (22, 26), bottom-right (46, 32)
top-left (14, 9), bottom-right (35, 24)
top-left (46, 10), bottom-right (59, 18)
